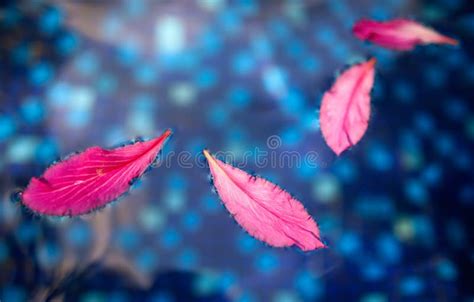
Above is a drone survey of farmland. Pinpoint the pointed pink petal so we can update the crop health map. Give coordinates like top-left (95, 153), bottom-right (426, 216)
top-left (319, 58), bottom-right (376, 155)
top-left (353, 19), bottom-right (459, 51)
top-left (21, 129), bottom-right (172, 216)
top-left (203, 150), bottom-right (325, 252)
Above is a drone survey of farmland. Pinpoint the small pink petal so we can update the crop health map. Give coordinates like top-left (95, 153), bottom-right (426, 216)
top-left (320, 58), bottom-right (376, 155)
top-left (203, 150), bottom-right (325, 252)
top-left (21, 129), bottom-right (172, 216)
top-left (353, 19), bottom-right (459, 51)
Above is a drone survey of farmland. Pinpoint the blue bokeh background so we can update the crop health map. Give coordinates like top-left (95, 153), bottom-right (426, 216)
top-left (0, 0), bottom-right (473, 301)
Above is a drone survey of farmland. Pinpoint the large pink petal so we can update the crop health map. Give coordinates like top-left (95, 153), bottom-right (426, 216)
top-left (204, 150), bottom-right (325, 252)
top-left (320, 58), bottom-right (376, 155)
top-left (21, 129), bottom-right (172, 216)
top-left (353, 19), bottom-right (458, 51)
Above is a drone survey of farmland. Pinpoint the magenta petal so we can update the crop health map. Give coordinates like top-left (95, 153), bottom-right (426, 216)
top-left (353, 18), bottom-right (459, 51)
top-left (319, 58), bottom-right (376, 156)
top-left (204, 150), bottom-right (325, 252)
top-left (21, 129), bottom-right (172, 216)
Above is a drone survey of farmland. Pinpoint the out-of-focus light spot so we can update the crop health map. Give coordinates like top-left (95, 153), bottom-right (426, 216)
top-left (127, 94), bottom-right (155, 136)
top-left (376, 234), bottom-right (401, 264)
top-left (294, 270), bottom-right (323, 300)
top-left (255, 251), bottom-right (279, 274)
top-left (155, 16), bottom-right (185, 54)
top-left (337, 232), bottom-right (361, 256)
top-left (201, 194), bottom-right (220, 214)
top-left (115, 227), bottom-right (141, 252)
top-left (467, 117), bottom-right (474, 138)
top-left (366, 142), bottom-right (393, 171)
top-left (436, 258), bottom-right (457, 281)
top-left (169, 83), bottom-right (196, 106)
top-left (421, 163), bottom-right (443, 186)
top-left (237, 292), bottom-right (256, 302)
top-left (394, 217), bottom-right (415, 241)
top-left (399, 133), bottom-right (423, 171)
top-left (66, 86), bottom-right (96, 128)
top-left (315, 26), bottom-right (336, 45)
top-left (400, 276), bottom-right (424, 296)
top-left (412, 216), bottom-right (435, 247)
top-left (207, 105), bottom-right (229, 127)
top-left (281, 88), bottom-right (305, 114)
top-left (444, 98), bottom-right (467, 120)
top-left (262, 66), bottom-right (288, 98)
top-left (198, 0), bottom-right (225, 11)
top-left (160, 228), bottom-right (181, 249)
top-left (228, 86), bottom-right (251, 109)
top-left (194, 272), bottom-right (219, 295)
top-left (182, 211), bottom-right (202, 232)
top-left (312, 174), bottom-right (340, 203)
top-left (301, 55), bottom-right (321, 73)
top-left (354, 195), bottom-right (394, 220)
top-left (139, 205), bottom-right (166, 232)
top-left (56, 32), bottom-right (79, 55)
top-left (362, 261), bottom-right (385, 281)
top-left (11, 43), bottom-right (30, 65)
top-left (280, 127), bottom-right (302, 147)
top-left (134, 64), bottom-right (158, 86)
top-left (135, 248), bottom-right (157, 273)
top-left (20, 96), bottom-right (45, 125)
top-left (199, 29), bottom-right (223, 56)
top-left (273, 290), bottom-right (302, 302)
top-left (47, 82), bottom-right (70, 107)
top-left (150, 291), bottom-right (174, 302)
top-left (80, 291), bottom-right (107, 302)
top-left (0, 114), bottom-right (16, 142)
top-left (360, 293), bottom-right (387, 302)
top-left (109, 291), bottom-right (128, 302)
top-left (66, 221), bottom-right (91, 248)
top-left (424, 65), bottom-right (446, 87)
top-left (163, 189), bottom-right (186, 213)
top-left (413, 112), bottom-right (435, 136)
top-left (435, 133), bottom-right (455, 156)
top-left (7, 136), bottom-right (39, 164)
top-left (30, 62), bottom-right (54, 86)
top-left (39, 7), bottom-right (62, 34)
top-left (116, 42), bottom-right (139, 66)
top-left (404, 179), bottom-right (428, 206)
top-left (394, 80), bottom-right (415, 103)
top-left (219, 271), bottom-right (237, 291)
top-left (178, 248), bottom-right (198, 268)
top-left (232, 51), bottom-right (255, 75)
top-left (332, 158), bottom-right (357, 183)
top-left (97, 73), bottom-right (118, 95)
top-left (219, 9), bottom-right (241, 34)
top-left (195, 68), bottom-right (218, 89)
top-left (36, 137), bottom-right (59, 165)
top-left (38, 242), bottom-right (62, 267)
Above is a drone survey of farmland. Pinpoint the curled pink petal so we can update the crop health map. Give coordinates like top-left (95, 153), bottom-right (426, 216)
top-left (320, 58), bottom-right (376, 155)
top-left (21, 129), bottom-right (172, 216)
top-left (353, 19), bottom-right (459, 51)
top-left (203, 150), bottom-right (325, 252)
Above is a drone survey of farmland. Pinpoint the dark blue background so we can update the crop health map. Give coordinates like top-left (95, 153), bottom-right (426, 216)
top-left (0, 0), bottom-right (473, 301)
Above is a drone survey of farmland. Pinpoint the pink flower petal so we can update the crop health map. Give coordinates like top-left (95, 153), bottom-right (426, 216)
top-left (353, 19), bottom-right (458, 51)
top-left (320, 58), bottom-right (376, 155)
top-left (203, 150), bottom-right (325, 252)
top-left (21, 129), bottom-right (172, 216)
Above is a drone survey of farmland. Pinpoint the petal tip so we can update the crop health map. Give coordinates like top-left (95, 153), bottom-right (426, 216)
top-left (203, 149), bottom-right (214, 163)
top-left (163, 128), bottom-right (173, 139)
